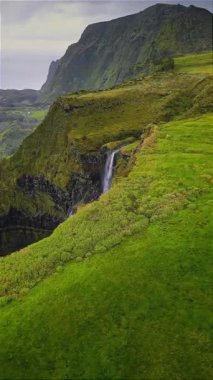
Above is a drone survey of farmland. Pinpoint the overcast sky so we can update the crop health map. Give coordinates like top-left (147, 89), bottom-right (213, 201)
top-left (0, 0), bottom-right (212, 90)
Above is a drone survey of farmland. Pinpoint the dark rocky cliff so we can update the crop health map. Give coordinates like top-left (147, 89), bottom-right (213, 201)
top-left (0, 154), bottom-right (104, 255)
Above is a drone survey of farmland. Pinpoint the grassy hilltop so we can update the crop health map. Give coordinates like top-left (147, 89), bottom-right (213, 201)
top-left (0, 52), bottom-right (212, 379)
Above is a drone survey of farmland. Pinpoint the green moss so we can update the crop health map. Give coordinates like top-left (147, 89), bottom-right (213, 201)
top-left (120, 140), bottom-right (140, 152)
top-left (102, 137), bottom-right (135, 150)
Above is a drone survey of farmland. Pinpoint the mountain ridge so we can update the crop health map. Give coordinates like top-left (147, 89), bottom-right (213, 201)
top-left (40, 3), bottom-right (212, 101)
top-left (0, 3), bottom-right (211, 106)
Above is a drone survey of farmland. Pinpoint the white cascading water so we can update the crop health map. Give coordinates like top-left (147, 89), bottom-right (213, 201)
top-left (67, 148), bottom-right (120, 218)
top-left (102, 148), bottom-right (120, 193)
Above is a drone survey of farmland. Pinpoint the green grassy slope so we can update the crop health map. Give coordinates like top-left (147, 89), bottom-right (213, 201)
top-left (0, 113), bottom-right (212, 379)
top-left (175, 52), bottom-right (213, 74)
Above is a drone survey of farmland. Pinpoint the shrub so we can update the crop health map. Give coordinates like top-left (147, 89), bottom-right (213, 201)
top-left (151, 57), bottom-right (175, 72)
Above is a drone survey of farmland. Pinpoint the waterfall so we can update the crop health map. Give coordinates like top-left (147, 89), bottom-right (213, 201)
top-left (67, 144), bottom-right (128, 217)
top-left (67, 207), bottom-right (73, 217)
top-left (102, 148), bottom-right (120, 193)
top-left (67, 148), bottom-right (119, 218)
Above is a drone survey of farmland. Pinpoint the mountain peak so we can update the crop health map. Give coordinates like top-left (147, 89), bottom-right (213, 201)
top-left (40, 3), bottom-right (212, 102)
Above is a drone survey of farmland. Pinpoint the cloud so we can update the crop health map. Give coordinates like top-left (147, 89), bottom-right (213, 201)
top-left (1, 53), bottom-right (51, 90)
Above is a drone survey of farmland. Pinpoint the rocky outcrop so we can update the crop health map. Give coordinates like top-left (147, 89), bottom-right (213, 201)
top-left (0, 207), bottom-right (62, 256)
top-left (17, 165), bottom-right (103, 213)
top-left (0, 143), bottom-right (128, 256)
top-left (17, 175), bottom-right (71, 213)
top-left (0, 152), bottom-right (104, 256)
top-left (68, 172), bottom-right (102, 205)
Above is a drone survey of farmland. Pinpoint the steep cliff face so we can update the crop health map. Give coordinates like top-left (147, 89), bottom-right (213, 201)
top-left (41, 60), bottom-right (60, 94)
top-left (0, 209), bottom-right (57, 256)
top-left (0, 151), bottom-right (104, 255)
top-left (40, 4), bottom-right (212, 101)
top-left (0, 170), bottom-right (102, 255)
top-left (0, 68), bottom-right (212, 255)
